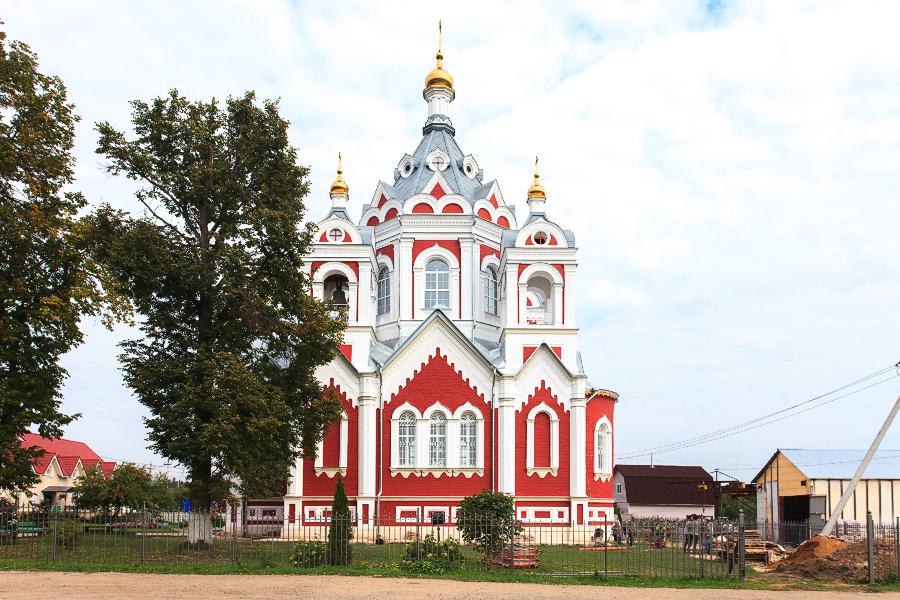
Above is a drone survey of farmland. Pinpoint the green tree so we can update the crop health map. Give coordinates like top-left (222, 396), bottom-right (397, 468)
top-left (327, 474), bottom-right (352, 565)
top-left (456, 490), bottom-right (521, 556)
top-left (0, 27), bottom-right (124, 494)
top-left (86, 90), bottom-right (344, 543)
top-left (73, 463), bottom-right (180, 516)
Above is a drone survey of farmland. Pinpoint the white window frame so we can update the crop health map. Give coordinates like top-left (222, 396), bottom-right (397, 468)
top-left (424, 259), bottom-right (450, 309)
top-left (459, 411), bottom-right (477, 467)
top-left (390, 403), bottom-right (484, 472)
top-left (483, 266), bottom-right (498, 316)
top-left (526, 403), bottom-right (559, 476)
top-left (314, 409), bottom-right (348, 475)
top-left (593, 416), bottom-right (613, 478)
top-left (429, 412), bottom-right (447, 467)
top-left (397, 409), bottom-right (417, 467)
top-left (377, 266), bottom-right (391, 316)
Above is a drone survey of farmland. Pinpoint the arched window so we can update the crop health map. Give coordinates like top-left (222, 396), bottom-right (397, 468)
top-left (424, 259), bottom-right (450, 309)
top-left (377, 267), bottom-right (391, 316)
top-left (398, 411), bottom-right (416, 467)
top-left (484, 267), bottom-right (498, 316)
top-left (459, 411), bottom-right (477, 467)
top-left (596, 421), bottom-right (611, 473)
top-left (429, 412), bottom-right (447, 467)
top-left (533, 412), bottom-right (552, 468)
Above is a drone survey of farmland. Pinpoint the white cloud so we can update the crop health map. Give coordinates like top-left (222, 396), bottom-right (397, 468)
top-left (2, 0), bottom-right (899, 477)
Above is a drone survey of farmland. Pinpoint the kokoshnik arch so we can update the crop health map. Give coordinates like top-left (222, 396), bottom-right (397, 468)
top-left (284, 25), bottom-right (619, 533)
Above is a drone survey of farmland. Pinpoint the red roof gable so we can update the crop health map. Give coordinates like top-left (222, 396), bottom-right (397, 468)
top-left (20, 434), bottom-right (114, 477)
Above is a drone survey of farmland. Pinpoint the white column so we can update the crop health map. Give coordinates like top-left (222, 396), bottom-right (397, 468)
top-left (504, 264), bottom-right (518, 326)
top-left (460, 238), bottom-right (473, 321)
top-left (518, 283), bottom-right (528, 325)
top-left (357, 261), bottom-right (373, 325)
top-left (569, 397), bottom-right (587, 499)
top-left (563, 264), bottom-right (576, 327)
top-left (357, 397), bottom-right (377, 496)
top-left (348, 282), bottom-right (359, 324)
top-left (552, 283), bottom-right (563, 326)
top-left (399, 239), bottom-right (413, 321)
top-left (497, 398), bottom-right (516, 494)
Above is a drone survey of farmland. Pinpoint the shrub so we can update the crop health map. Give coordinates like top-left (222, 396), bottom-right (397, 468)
top-left (327, 474), bottom-right (352, 565)
top-left (400, 533), bottom-right (462, 575)
top-left (51, 519), bottom-right (81, 549)
top-left (290, 540), bottom-right (328, 567)
top-left (456, 490), bottom-right (521, 555)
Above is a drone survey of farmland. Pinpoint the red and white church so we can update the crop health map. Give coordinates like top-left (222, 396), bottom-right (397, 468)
top-left (282, 31), bottom-right (618, 534)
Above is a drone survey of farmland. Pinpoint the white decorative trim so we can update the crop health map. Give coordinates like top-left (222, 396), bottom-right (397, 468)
top-left (518, 506), bottom-right (569, 524)
top-left (314, 410), bottom-right (348, 473)
top-left (525, 402), bottom-right (559, 474)
top-left (593, 415), bottom-right (612, 479)
top-left (389, 468), bottom-right (484, 478)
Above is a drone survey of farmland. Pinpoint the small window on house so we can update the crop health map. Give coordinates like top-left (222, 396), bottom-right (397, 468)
top-left (398, 411), bottom-right (416, 467)
top-left (377, 267), bottom-right (391, 316)
top-left (459, 411), bottom-right (477, 467)
top-left (424, 259), bottom-right (450, 309)
top-left (800, 480), bottom-right (807, 487)
top-left (483, 267), bottom-right (498, 316)
top-left (328, 228), bottom-right (344, 242)
top-left (429, 412), bottom-right (447, 467)
top-left (596, 422), bottom-right (611, 473)
top-left (533, 231), bottom-right (548, 245)
top-left (616, 483), bottom-right (623, 495)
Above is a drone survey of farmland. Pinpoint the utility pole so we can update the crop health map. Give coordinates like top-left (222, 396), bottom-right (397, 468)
top-left (821, 394), bottom-right (900, 536)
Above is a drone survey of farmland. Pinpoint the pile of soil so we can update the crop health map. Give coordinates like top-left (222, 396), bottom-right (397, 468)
top-left (774, 535), bottom-right (897, 581)
top-left (780, 535), bottom-right (848, 564)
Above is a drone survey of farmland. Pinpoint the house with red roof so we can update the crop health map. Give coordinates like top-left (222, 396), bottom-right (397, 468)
top-left (2, 434), bottom-right (116, 508)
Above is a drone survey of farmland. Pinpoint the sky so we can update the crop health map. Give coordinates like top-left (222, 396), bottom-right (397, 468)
top-left (3, 0), bottom-right (899, 481)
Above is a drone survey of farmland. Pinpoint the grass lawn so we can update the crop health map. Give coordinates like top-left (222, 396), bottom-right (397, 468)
top-left (0, 530), bottom-right (886, 591)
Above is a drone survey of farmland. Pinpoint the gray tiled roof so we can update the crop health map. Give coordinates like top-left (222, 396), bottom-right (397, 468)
top-left (388, 121), bottom-right (485, 205)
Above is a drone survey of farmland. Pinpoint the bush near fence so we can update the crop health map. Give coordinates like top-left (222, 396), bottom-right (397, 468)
top-left (5, 507), bottom-right (900, 583)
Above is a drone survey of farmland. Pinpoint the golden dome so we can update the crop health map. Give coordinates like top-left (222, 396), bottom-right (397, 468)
top-left (527, 156), bottom-right (546, 199)
top-left (424, 20), bottom-right (454, 90)
top-left (330, 152), bottom-right (349, 196)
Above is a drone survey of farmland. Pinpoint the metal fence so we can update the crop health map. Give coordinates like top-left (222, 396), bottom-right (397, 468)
top-left (0, 507), bottom-right (749, 579)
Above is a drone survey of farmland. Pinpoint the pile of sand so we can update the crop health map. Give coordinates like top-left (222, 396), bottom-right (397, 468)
top-left (774, 535), bottom-right (897, 581)
top-left (779, 535), bottom-right (848, 564)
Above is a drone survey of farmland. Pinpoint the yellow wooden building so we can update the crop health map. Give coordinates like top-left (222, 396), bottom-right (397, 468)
top-left (754, 448), bottom-right (900, 529)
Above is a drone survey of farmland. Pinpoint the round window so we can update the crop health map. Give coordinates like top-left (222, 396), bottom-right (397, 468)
top-left (533, 232), bottom-right (548, 245)
top-left (328, 228), bottom-right (344, 242)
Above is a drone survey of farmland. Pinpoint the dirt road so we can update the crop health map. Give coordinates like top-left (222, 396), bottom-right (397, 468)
top-left (0, 572), bottom-right (890, 599)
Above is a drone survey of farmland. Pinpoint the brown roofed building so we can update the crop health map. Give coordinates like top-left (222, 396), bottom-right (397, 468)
top-left (614, 464), bottom-right (715, 519)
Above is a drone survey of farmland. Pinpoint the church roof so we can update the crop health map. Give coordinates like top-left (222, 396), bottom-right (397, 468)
top-left (389, 125), bottom-right (484, 205)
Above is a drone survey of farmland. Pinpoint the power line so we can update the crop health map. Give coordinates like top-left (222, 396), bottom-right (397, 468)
top-left (618, 362), bottom-right (900, 460)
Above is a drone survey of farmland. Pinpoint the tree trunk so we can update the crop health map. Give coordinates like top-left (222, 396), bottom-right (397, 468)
top-left (187, 511), bottom-right (213, 546)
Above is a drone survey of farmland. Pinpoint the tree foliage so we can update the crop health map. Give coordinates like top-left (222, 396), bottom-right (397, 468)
top-left (0, 26), bottom-right (124, 493)
top-left (73, 463), bottom-right (179, 515)
top-left (327, 474), bottom-right (352, 565)
top-left (456, 490), bottom-right (521, 555)
top-left (85, 90), bottom-right (344, 508)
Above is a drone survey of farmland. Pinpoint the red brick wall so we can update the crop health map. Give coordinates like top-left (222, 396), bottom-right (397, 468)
top-left (302, 382), bottom-right (358, 497)
top-left (381, 348), bottom-right (491, 498)
top-left (585, 395), bottom-right (616, 500)
top-left (516, 382), bottom-right (570, 496)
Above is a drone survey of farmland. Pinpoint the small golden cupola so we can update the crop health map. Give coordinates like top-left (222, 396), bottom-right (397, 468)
top-left (423, 21), bottom-right (456, 121)
top-left (527, 156), bottom-right (548, 214)
top-left (528, 156), bottom-right (546, 199)
top-left (330, 152), bottom-right (349, 198)
top-left (424, 20), bottom-right (454, 91)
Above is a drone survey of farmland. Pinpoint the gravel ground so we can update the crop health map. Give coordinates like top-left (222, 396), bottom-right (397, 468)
top-left (1, 572), bottom-right (896, 600)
